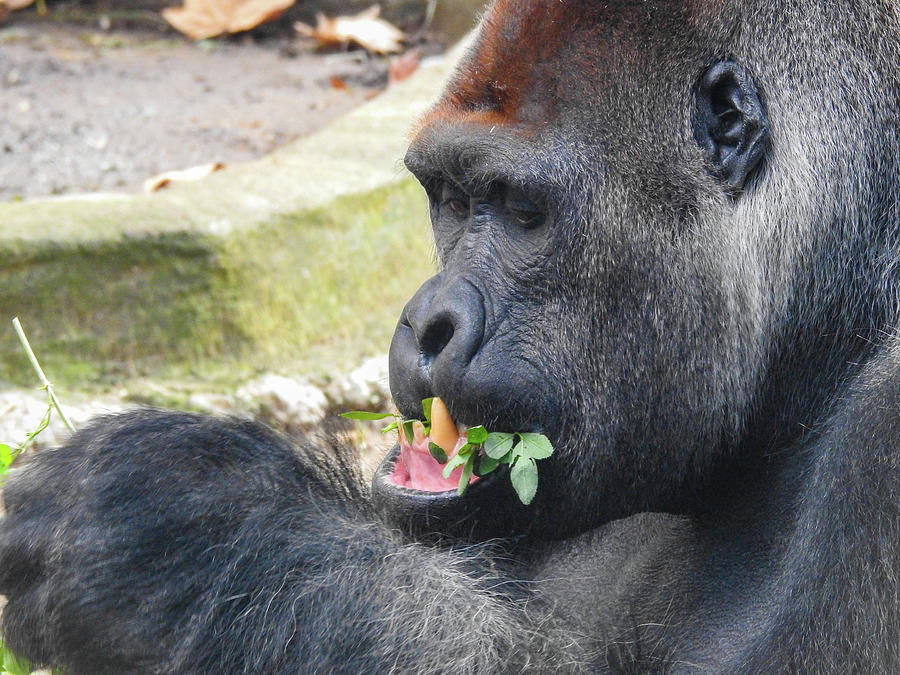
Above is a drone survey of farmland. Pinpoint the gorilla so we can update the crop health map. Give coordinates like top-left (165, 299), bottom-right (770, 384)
top-left (2, 0), bottom-right (899, 671)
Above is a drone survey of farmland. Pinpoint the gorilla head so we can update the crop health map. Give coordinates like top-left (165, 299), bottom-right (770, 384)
top-left (376, 0), bottom-right (900, 540)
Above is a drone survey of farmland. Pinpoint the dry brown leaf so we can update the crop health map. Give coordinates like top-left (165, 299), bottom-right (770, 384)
top-left (294, 6), bottom-right (405, 55)
top-left (0, 0), bottom-right (41, 24)
top-left (162, 0), bottom-right (295, 41)
top-left (143, 162), bottom-right (225, 193)
top-left (3, 0), bottom-right (35, 10)
top-left (1, 0), bottom-right (36, 10)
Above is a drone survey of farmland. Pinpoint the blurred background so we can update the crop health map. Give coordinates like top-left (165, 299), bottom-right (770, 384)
top-left (0, 0), bottom-right (486, 457)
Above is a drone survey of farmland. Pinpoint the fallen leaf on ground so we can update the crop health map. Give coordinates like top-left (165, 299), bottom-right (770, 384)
top-left (0, 0), bottom-right (34, 21)
top-left (162, 0), bottom-right (295, 41)
top-left (389, 49), bottom-right (420, 84)
top-left (294, 6), bottom-right (405, 54)
top-left (1, 0), bottom-right (36, 10)
top-left (143, 162), bottom-right (225, 192)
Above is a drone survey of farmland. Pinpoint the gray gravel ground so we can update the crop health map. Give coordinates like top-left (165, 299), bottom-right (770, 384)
top-left (0, 21), bottom-right (392, 201)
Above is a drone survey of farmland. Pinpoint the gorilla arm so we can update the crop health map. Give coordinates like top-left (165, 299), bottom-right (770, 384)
top-left (0, 410), bottom-right (586, 674)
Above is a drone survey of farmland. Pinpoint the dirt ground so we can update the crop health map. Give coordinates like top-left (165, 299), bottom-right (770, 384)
top-left (0, 17), bottom-right (432, 202)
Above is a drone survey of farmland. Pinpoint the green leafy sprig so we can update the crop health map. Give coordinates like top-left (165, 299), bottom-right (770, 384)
top-left (0, 644), bottom-right (32, 675)
top-left (0, 405), bottom-right (50, 484)
top-left (342, 396), bottom-right (437, 446)
top-left (342, 399), bottom-right (554, 505)
top-left (1, 318), bottom-right (76, 485)
top-left (441, 428), bottom-right (552, 505)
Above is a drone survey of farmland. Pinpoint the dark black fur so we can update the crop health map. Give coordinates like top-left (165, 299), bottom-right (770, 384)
top-left (0, 411), bottom-right (585, 672)
top-left (3, 0), bottom-right (900, 671)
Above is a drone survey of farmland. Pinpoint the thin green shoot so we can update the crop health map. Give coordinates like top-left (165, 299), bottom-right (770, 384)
top-left (1, 319), bottom-right (77, 485)
top-left (12, 317), bottom-right (75, 433)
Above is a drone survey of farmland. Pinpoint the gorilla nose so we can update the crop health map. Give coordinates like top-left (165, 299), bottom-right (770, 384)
top-left (389, 274), bottom-right (485, 415)
top-left (408, 275), bottom-right (485, 366)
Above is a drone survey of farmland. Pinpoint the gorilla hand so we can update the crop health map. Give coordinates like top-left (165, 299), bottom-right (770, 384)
top-left (0, 410), bottom-right (350, 672)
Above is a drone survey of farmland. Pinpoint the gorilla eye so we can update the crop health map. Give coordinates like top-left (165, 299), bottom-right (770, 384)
top-left (439, 181), bottom-right (470, 219)
top-left (505, 187), bottom-right (546, 229)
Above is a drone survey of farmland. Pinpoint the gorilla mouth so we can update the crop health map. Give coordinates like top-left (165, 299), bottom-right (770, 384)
top-left (383, 397), bottom-right (479, 492)
top-left (372, 432), bottom-right (508, 540)
top-left (388, 429), bottom-right (478, 492)
top-left (372, 397), bottom-right (496, 496)
top-left (369, 397), bottom-right (541, 537)
top-left (371, 398), bottom-right (518, 541)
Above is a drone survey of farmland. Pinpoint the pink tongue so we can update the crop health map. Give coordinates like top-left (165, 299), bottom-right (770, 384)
top-left (390, 435), bottom-right (474, 492)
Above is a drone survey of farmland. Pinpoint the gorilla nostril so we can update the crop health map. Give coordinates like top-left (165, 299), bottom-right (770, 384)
top-left (392, 275), bottom-right (486, 402)
top-left (420, 316), bottom-right (455, 361)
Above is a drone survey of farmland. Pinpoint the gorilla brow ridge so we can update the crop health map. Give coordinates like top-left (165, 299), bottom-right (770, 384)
top-left (406, 122), bottom-right (575, 201)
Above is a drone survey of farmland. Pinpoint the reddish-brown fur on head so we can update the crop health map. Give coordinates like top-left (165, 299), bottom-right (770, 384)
top-left (416, 0), bottom-right (692, 137)
top-left (424, 0), bottom-right (571, 129)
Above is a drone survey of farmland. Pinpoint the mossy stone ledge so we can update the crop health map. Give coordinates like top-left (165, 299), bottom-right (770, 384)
top-left (0, 40), bottom-right (472, 388)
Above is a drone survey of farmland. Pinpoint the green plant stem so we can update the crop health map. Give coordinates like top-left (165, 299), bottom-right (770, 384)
top-left (12, 317), bottom-right (75, 433)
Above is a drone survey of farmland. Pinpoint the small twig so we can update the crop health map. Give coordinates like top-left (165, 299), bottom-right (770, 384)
top-left (422, 0), bottom-right (437, 32)
top-left (12, 317), bottom-right (75, 433)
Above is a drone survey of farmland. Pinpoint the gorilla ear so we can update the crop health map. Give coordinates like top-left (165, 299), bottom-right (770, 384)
top-left (693, 60), bottom-right (769, 192)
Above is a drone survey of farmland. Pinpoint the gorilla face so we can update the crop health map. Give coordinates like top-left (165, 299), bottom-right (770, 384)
top-left (375, 0), bottom-right (778, 540)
